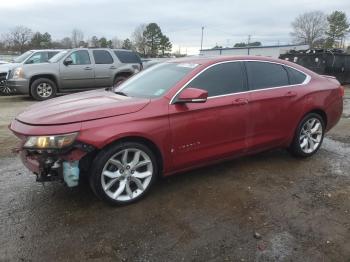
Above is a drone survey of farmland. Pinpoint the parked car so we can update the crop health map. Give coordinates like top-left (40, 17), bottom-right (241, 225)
top-left (6, 48), bottom-right (142, 100)
top-left (0, 60), bottom-right (8, 65)
top-left (10, 56), bottom-right (343, 205)
top-left (0, 49), bottom-right (62, 95)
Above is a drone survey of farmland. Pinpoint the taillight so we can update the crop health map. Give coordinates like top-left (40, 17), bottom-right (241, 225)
top-left (339, 85), bottom-right (345, 97)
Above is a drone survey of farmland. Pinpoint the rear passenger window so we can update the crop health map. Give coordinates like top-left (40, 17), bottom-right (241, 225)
top-left (188, 62), bottom-right (246, 97)
top-left (48, 52), bottom-right (59, 59)
top-left (245, 61), bottom-right (289, 90)
top-left (284, 66), bottom-right (307, 85)
top-left (114, 51), bottom-right (141, 64)
top-left (93, 50), bottom-right (114, 64)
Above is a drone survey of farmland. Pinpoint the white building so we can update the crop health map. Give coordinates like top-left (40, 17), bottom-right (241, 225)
top-left (199, 44), bottom-right (309, 58)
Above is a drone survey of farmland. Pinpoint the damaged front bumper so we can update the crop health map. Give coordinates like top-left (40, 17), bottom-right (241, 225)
top-left (16, 143), bottom-right (95, 187)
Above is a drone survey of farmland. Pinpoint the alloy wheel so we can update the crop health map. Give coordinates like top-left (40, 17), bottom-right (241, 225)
top-left (37, 83), bottom-right (53, 98)
top-left (0, 84), bottom-right (12, 95)
top-left (101, 148), bottom-right (153, 202)
top-left (299, 118), bottom-right (323, 154)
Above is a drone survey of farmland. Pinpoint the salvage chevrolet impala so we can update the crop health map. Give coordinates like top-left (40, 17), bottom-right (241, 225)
top-left (10, 56), bottom-right (344, 205)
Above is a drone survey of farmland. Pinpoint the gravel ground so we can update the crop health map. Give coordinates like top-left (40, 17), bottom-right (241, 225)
top-left (0, 87), bottom-right (349, 262)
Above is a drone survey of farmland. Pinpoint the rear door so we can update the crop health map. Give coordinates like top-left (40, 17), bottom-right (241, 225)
top-left (59, 50), bottom-right (95, 90)
top-left (169, 62), bottom-right (250, 170)
top-left (244, 61), bottom-right (305, 150)
top-left (92, 49), bottom-right (115, 87)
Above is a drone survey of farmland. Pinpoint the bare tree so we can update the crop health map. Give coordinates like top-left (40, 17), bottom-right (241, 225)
top-left (132, 24), bottom-right (148, 56)
top-left (4, 26), bottom-right (33, 52)
top-left (111, 37), bottom-right (123, 48)
top-left (291, 11), bottom-right (328, 48)
top-left (71, 29), bottom-right (84, 48)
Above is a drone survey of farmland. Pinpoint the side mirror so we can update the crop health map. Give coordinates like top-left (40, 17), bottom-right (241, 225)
top-left (63, 57), bottom-right (73, 66)
top-left (175, 87), bottom-right (208, 104)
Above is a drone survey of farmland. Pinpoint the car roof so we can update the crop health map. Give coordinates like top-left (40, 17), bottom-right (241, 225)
top-left (30, 49), bottom-right (65, 52)
top-left (167, 55), bottom-right (317, 76)
top-left (168, 55), bottom-right (288, 66)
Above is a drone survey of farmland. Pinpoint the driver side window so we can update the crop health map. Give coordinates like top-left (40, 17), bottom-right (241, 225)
top-left (187, 62), bottom-right (247, 97)
top-left (67, 50), bottom-right (91, 65)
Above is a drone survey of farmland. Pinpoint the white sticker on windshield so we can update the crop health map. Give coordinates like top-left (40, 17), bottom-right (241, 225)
top-left (177, 63), bottom-right (198, 68)
top-left (154, 89), bottom-right (165, 96)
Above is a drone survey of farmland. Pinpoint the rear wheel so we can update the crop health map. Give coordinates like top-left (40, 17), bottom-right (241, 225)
top-left (30, 78), bottom-right (57, 101)
top-left (89, 142), bottom-right (158, 205)
top-left (289, 113), bottom-right (325, 157)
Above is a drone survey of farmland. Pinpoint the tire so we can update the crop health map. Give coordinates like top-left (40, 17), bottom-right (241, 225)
top-left (0, 84), bottom-right (12, 96)
top-left (289, 113), bottom-right (325, 157)
top-left (113, 75), bottom-right (128, 87)
top-left (89, 142), bottom-right (158, 205)
top-left (30, 78), bottom-right (57, 101)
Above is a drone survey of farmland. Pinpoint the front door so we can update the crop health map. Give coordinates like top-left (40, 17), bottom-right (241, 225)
top-left (169, 62), bottom-right (250, 170)
top-left (59, 50), bottom-right (95, 90)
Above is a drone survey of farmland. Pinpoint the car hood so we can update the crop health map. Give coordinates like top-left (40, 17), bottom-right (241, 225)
top-left (0, 63), bottom-right (20, 73)
top-left (16, 89), bottom-right (150, 125)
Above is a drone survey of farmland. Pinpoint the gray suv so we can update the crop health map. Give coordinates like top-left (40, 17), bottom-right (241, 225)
top-left (6, 48), bottom-right (142, 100)
top-left (0, 49), bottom-right (62, 95)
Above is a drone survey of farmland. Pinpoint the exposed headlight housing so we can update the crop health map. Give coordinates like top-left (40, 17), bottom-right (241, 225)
top-left (24, 133), bottom-right (78, 149)
top-left (11, 67), bottom-right (24, 79)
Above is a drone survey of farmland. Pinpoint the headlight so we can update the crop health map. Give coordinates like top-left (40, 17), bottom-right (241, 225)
top-left (11, 67), bottom-right (24, 79)
top-left (24, 133), bottom-right (78, 149)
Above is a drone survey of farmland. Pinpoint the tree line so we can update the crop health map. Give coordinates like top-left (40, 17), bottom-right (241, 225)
top-left (0, 23), bottom-right (172, 57)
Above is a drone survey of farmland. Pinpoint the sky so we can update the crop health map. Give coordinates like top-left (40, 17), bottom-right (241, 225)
top-left (0, 0), bottom-right (349, 55)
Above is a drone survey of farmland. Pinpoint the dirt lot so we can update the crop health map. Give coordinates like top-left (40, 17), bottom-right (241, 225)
top-left (0, 88), bottom-right (350, 261)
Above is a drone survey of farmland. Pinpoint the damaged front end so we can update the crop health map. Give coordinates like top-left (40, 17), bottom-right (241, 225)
top-left (14, 133), bottom-right (95, 187)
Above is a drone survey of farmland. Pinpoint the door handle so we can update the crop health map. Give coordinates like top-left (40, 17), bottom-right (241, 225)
top-left (284, 91), bottom-right (297, 97)
top-left (109, 66), bottom-right (116, 69)
top-left (84, 67), bottom-right (92, 70)
top-left (232, 98), bottom-right (249, 105)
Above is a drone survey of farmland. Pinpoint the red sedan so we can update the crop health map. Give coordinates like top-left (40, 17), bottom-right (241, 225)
top-left (10, 56), bottom-right (344, 205)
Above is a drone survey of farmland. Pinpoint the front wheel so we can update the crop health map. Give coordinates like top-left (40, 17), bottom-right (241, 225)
top-left (30, 78), bottom-right (57, 101)
top-left (113, 76), bottom-right (128, 87)
top-left (289, 113), bottom-right (325, 157)
top-left (89, 142), bottom-right (158, 205)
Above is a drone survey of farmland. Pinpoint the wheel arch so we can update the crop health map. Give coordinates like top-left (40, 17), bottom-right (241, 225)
top-left (113, 70), bottom-right (133, 81)
top-left (29, 74), bottom-right (58, 92)
top-left (288, 108), bottom-right (328, 147)
top-left (304, 108), bottom-right (328, 129)
top-left (91, 135), bottom-right (164, 177)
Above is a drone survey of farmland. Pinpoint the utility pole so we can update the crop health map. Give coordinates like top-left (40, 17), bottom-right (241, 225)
top-left (247, 34), bottom-right (251, 55)
top-left (200, 26), bottom-right (204, 51)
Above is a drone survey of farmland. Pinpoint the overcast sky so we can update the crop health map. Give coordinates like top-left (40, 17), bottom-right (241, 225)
top-left (1, 0), bottom-right (349, 54)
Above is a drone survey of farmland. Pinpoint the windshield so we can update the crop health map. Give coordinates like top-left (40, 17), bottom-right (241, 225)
top-left (117, 62), bottom-right (198, 98)
top-left (49, 50), bottom-right (69, 63)
top-left (12, 51), bottom-right (33, 63)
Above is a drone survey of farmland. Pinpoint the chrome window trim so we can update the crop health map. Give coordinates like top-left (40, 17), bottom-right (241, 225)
top-left (169, 59), bottom-right (311, 104)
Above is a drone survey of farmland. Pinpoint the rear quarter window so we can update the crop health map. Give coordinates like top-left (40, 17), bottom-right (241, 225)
top-left (284, 66), bottom-right (307, 85)
top-left (114, 51), bottom-right (141, 64)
